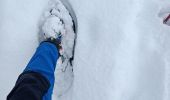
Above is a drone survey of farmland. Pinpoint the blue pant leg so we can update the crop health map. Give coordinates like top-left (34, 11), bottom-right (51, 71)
top-left (24, 42), bottom-right (59, 100)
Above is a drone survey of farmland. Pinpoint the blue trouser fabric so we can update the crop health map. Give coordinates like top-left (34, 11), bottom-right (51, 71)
top-left (24, 42), bottom-right (59, 100)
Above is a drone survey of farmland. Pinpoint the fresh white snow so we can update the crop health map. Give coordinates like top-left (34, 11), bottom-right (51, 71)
top-left (0, 0), bottom-right (170, 100)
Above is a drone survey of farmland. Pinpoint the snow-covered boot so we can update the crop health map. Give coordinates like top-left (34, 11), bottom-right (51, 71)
top-left (39, 0), bottom-right (77, 97)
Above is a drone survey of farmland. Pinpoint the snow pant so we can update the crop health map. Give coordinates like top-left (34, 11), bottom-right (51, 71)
top-left (7, 42), bottom-right (59, 100)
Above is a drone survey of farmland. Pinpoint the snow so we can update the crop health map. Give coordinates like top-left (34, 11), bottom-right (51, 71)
top-left (0, 0), bottom-right (170, 100)
top-left (42, 16), bottom-right (64, 39)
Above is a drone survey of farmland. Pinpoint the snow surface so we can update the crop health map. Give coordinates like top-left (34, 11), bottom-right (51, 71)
top-left (0, 0), bottom-right (170, 100)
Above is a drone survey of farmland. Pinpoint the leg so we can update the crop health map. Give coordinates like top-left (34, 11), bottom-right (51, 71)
top-left (7, 42), bottom-right (59, 100)
top-left (25, 42), bottom-right (59, 100)
top-left (7, 0), bottom-right (77, 99)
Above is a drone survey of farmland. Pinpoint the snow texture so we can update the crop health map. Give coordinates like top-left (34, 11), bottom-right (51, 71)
top-left (42, 16), bottom-right (65, 39)
top-left (0, 0), bottom-right (170, 100)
